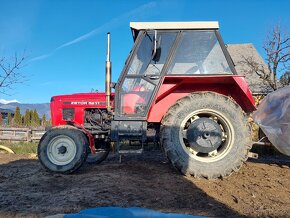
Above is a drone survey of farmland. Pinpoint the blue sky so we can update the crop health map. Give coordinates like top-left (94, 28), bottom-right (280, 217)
top-left (1, 0), bottom-right (289, 103)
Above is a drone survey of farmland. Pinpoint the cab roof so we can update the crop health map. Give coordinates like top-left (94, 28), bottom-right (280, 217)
top-left (130, 21), bottom-right (219, 40)
top-left (130, 21), bottom-right (219, 30)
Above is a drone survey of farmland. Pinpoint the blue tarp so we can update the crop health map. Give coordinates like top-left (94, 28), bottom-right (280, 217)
top-left (64, 207), bottom-right (208, 218)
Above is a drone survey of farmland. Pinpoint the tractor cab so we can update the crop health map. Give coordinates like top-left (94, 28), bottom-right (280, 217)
top-left (114, 22), bottom-right (236, 120)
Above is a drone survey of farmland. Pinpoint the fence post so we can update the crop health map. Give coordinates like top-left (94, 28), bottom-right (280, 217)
top-left (27, 129), bottom-right (31, 142)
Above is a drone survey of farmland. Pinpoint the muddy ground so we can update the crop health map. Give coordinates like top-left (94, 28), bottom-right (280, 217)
top-left (0, 151), bottom-right (290, 218)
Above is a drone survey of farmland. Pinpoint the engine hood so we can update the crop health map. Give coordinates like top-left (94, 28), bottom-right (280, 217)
top-left (51, 92), bottom-right (114, 108)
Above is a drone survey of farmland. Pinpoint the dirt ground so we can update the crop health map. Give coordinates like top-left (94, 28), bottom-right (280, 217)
top-left (0, 151), bottom-right (290, 218)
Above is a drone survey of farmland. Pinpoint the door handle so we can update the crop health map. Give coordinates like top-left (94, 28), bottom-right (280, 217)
top-left (149, 75), bottom-right (160, 80)
top-left (145, 75), bottom-right (160, 80)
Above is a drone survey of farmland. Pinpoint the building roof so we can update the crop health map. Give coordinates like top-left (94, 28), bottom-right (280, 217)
top-left (130, 21), bottom-right (219, 30)
top-left (227, 43), bottom-right (272, 94)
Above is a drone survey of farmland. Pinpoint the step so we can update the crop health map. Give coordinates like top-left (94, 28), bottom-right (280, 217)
top-left (118, 148), bottom-right (143, 154)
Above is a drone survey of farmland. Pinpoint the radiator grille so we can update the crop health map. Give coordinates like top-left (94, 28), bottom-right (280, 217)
top-left (62, 108), bottom-right (75, 121)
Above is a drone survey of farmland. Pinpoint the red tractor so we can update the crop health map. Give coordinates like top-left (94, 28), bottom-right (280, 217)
top-left (38, 22), bottom-right (256, 179)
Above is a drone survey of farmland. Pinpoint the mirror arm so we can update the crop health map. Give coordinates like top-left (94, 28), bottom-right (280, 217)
top-left (152, 30), bottom-right (157, 59)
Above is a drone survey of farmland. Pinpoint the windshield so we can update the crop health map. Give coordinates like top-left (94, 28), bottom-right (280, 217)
top-left (127, 31), bottom-right (176, 76)
top-left (128, 32), bottom-right (153, 75)
top-left (119, 31), bottom-right (176, 116)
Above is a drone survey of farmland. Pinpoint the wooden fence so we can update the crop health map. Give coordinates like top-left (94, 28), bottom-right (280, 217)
top-left (0, 127), bottom-right (46, 142)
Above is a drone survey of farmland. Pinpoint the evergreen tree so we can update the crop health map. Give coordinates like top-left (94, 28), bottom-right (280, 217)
top-left (30, 110), bottom-right (35, 127)
top-left (14, 106), bottom-right (22, 126)
top-left (41, 114), bottom-right (47, 126)
top-left (29, 110), bottom-right (34, 124)
top-left (7, 113), bottom-right (12, 126)
top-left (23, 109), bottom-right (31, 127)
top-left (34, 109), bottom-right (40, 126)
top-left (31, 109), bottom-right (40, 127)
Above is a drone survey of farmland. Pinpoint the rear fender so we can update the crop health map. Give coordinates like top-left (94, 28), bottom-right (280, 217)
top-left (147, 75), bottom-right (256, 123)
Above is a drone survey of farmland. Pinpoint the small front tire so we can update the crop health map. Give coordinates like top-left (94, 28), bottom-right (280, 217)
top-left (38, 127), bottom-right (88, 173)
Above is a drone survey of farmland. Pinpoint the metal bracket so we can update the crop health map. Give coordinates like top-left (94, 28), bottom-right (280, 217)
top-left (68, 121), bottom-right (96, 154)
top-left (252, 141), bottom-right (272, 146)
top-left (248, 152), bottom-right (258, 159)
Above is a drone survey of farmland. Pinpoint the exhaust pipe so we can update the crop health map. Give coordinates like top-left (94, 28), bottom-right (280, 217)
top-left (105, 32), bottom-right (112, 111)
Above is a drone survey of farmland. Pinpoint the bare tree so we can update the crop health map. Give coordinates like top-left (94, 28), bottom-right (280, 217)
top-left (242, 23), bottom-right (290, 91)
top-left (0, 54), bottom-right (26, 94)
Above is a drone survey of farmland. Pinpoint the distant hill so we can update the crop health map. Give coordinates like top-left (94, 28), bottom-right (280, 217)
top-left (0, 103), bottom-right (50, 118)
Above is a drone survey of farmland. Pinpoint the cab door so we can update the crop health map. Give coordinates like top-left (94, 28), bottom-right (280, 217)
top-left (114, 31), bottom-right (177, 120)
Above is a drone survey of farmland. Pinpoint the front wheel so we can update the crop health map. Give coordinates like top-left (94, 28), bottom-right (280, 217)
top-left (38, 127), bottom-right (88, 173)
top-left (161, 92), bottom-right (252, 179)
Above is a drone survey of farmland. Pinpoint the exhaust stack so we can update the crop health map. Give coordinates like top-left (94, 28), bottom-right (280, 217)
top-left (105, 32), bottom-right (112, 111)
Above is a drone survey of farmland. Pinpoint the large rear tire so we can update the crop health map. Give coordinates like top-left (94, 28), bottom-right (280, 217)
top-left (161, 92), bottom-right (251, 179)
top-left (38, 127), bottom-right (88, 173)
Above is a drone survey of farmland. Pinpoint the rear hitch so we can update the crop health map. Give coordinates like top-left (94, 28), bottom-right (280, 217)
top-left (248, 152), bottom-right (258, 159)
top-left (249, 140), bottom-right (274, 159)
top-left (253, 141), bottom-right (272, 146)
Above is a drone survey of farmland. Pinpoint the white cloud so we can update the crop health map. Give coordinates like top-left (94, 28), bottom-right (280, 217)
top-left (56, 1), bottom-right (157, 50)
top-left (29, 53), bottom-right (54, 62)
top-left (29, 1), bottom-right (157, 62)
top-left (0, 99), bottom-right (20, 104)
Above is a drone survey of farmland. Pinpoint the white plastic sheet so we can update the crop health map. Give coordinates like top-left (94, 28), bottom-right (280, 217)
top-left (253, 85), bottom-right (290, 156)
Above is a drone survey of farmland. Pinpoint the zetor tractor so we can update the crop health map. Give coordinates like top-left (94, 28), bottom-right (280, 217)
top-left (38, 22), bottom-right (256, 179)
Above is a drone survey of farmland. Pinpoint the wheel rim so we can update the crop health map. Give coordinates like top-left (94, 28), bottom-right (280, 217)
top-left (47, 135), bottom-right (77, 166)
top-left (179, 109), bottom-right (234, 163)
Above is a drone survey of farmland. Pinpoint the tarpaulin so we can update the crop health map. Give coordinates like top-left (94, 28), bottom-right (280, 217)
top-left (253, 85), bottom-right (290, 155)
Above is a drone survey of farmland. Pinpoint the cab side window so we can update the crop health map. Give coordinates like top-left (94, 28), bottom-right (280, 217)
top-left (168, 31), bottom-right (233, 75)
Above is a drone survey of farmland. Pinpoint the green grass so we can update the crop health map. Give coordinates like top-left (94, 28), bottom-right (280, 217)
top-left (0, 141), bottom-right (38, 154)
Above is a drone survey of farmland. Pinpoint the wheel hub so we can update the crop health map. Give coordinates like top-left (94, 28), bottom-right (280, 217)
top-left (47, 136), bottom-right (77, 166)
top-left (186, 117), bottom-right (223, 153)
top-left (58, 145), bottom-right (67, 154)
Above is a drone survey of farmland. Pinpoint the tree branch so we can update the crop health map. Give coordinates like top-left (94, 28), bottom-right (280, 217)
top-left (0, 54), bottom-right (26, 95)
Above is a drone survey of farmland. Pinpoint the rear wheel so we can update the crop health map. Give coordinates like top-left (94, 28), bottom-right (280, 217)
top-left (38, 127), bottom-right (88, 173)
top-left (86, 139), bottom-right (110, 164)
top-left (161, 92), bottom-right (251, 179)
